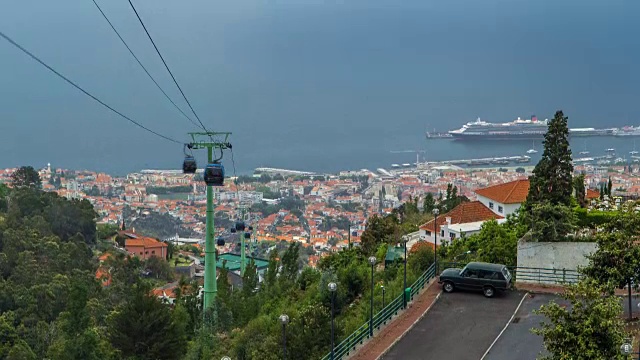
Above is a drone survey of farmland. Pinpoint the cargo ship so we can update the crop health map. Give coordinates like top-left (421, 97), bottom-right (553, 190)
top-left (443, 116), bottom-right (616, 140)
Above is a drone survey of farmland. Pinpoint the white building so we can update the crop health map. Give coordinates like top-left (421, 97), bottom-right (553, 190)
top-left (474, 179), bottom-right (530, 217)
top-left (419, 201), bottom-right (505, 246)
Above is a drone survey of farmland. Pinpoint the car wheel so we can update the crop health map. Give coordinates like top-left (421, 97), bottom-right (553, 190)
top-left (483, 286), bottom-right (495, 298)
top-left (443, 281), bottom-right (454, 293)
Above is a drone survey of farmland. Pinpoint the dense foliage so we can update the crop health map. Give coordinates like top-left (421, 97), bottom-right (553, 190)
top-left (532, 279), bottom-right (628, 360)
top-left (0, 167), bottom-right (187, 359)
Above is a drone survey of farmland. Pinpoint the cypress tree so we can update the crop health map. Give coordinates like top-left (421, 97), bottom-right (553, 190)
top-left (607, 177), bottom-right (613, 196)
top-left (526, 110), bottom-right (574, 207)
top-left (524, 110), bottom-right (575, 241)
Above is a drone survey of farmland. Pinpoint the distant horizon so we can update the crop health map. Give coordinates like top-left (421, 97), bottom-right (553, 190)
top-left (2, 0), bottom-right (640, 175)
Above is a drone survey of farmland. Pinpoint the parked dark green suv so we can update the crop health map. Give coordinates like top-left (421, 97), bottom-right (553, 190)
top-left (438, 262), bottom-right (512, 298)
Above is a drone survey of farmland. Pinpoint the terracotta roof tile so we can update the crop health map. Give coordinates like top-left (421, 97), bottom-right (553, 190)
top-left (586, 188), bottom-right (600, 199)
top-left (474, 179), bottom-right (530, 204)
top-left (419, 201), bottom-right (503, 233)
top-left (125, 237), bottom-right (168, 248)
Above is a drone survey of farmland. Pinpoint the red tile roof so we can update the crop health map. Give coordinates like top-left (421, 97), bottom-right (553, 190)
top-left (125, 237), bottom-right (168, 248)
top-left (419, 201), bottom-right (503, 233)
top-left (474, 179), bottom-right (530, 204)
top-left (586, 188), bottom-right (600, 199)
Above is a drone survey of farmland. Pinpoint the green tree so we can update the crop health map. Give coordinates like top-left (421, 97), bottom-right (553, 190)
top-left (573, 173), bottom-right (586, 208)
top-left (472, 220), bottom-right (518, 266)
top-left (608, 177), bottom-right (613, 196)
top-left (532, 279), bottom-right (628, 360)
top-left (407, 243), bottom-right (434, 274)
top-left (360, 215), bottom-right (398, 255)
top-left (524, 202), bottom-right (576, 242)
top-left (581, 227), bottom-right (640, 320)
top-left (526, 110), bottom-right (574, 207)
top-left (107, 285), bottom-right (187, 360)
top-left (11, 166), bottom-right (42, 189)
top-left (422, 193), bottom-right (435, 214)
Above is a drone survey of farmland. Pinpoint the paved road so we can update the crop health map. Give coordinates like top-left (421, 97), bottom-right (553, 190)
top-left (381, 289), bottom-right (525, 360)
top-left (482, 293), bottom-right (565, 360)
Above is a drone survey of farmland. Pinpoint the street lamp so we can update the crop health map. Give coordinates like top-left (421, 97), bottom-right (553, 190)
top-left (432, 208), bottom-right (439, 274)
top-left (328, 282), bottom-right (337, 360)
top-left (381, 285), bottom-right (386, 308)
top-left (621, 340), bottom-right (633, 358)
top-left (221, 357), bottom-right (231, 360)
top-left (402, 235), bottom-right (408, 309)
top-left (368, 256), bottom-right (377, 337)
top-left (279, 314), bottom-right (289, 360)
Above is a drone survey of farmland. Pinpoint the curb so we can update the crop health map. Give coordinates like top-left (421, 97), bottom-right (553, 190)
top-left (374, 290), bottom-right (442, 360)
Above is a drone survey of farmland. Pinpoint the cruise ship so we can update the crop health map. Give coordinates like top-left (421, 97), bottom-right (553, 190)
top-left (447, 116), bottom-right (615, 140)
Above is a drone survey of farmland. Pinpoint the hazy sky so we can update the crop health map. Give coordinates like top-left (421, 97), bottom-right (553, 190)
top-left (1, 0), bottom-right (639, 174)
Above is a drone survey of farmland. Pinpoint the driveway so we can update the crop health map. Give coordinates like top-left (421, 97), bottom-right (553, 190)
top-left (381, 289), bottom-right (526, 360)
top-left (481, 293), bottom-right (566, 360)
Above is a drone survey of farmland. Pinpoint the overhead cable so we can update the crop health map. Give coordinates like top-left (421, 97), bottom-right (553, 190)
top-left (127, 0), bottom-right (210, 133)
top-left (0, 30), bottom-right (182, 144)
top-left (91, 0), bottom-right (200, 129)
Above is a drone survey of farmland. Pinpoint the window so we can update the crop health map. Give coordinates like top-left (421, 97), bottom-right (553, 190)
top-left (151, 250), bottom-right (155, 255)
top-left (450, 233), bottom-right (456, 239)
top-left (498, 206), bottom-right (503, 213)
top-left (139, 252), bottom-right (143, 255)
top-left (489, 202), bottom-right (494, 209)
top-left (425, 231), bottom-right (431, 236)
top-left (464, 269), bottom-right (479, 278)
top-left (441, 230), bottom-right (445, 237)
top-left (145, 251), bottom-right (149, 254)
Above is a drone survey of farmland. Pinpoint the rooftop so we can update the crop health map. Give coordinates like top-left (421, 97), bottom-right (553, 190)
top-left (420, 201), bottom-right (503, 233)
top-left (474, 179), bottom-right (530, 204)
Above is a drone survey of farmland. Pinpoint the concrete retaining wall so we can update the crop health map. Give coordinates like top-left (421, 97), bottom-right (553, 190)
top-left (517, 240), bottom-right (597, 284)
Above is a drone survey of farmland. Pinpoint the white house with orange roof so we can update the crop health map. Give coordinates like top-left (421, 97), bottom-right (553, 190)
top-left (474, 179), bottom-right (530, 217)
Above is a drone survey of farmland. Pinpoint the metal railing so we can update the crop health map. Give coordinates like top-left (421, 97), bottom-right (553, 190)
top-left (320, 263), bottom-right (436, 360)
top-left (440, 262), bottom-right (582, 285)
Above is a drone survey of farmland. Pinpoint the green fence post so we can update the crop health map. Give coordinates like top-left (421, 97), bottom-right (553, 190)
top-left (405, 287), bottom-right (412, 304)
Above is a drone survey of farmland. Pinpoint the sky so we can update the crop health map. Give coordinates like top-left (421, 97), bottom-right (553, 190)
top-left (1, 0), bottom-right (639, 175)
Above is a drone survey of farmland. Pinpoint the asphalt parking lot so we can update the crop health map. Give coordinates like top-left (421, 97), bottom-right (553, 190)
top-left (482, 293), bottom-right (565, 360)
top-left (381, 289), bottom-right (526, 360)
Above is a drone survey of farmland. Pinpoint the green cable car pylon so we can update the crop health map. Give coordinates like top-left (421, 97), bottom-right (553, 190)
top-left (182, 132), bottom-right (232, 315)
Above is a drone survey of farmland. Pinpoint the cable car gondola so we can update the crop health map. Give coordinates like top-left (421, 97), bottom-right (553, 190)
top-left (216, 237), bottom-right (225, 246)
top-left (230, 228), bottom-right (237, 234)
top-left (235, 221), bottom-right (246, 232)
top-left (248, 225), bottom-right (253, 231)
top-left (244, 232), bottom-right (251, 239)
top-left (204, 162), bottom-right (225, 186)
top-left (183, 155), bottom-right (197, 174)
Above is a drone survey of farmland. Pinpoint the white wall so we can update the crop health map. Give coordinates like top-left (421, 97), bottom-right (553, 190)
top-left (476, 195), bottom-right (521, 217)
top-left (517, 240), bottom-right (597, 284)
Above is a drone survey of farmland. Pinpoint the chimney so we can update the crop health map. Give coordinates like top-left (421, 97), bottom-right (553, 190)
top-left (446, 217), bottom-right (452, 225)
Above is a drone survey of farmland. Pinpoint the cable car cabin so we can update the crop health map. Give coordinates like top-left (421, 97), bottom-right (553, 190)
top-left (235, 221), bottom-right (246, 232)
top-left (248, 225), bottom-right (253, 231)
top-left (204, 162), bottom-right (225, 186)
top-left (182, 155), bottom-right (197, 174)
top-left (230, 228), bottom-right (237, 234)
top-left (216, 237), bottom-right (225, 246)
top-left (352, 231), bottom-right (358, 237)
top-left (244, 232), bottom-right (251, 239)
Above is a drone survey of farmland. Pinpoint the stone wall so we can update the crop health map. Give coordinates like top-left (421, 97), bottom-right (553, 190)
top-left (516, 240), bottom-right (597, 284)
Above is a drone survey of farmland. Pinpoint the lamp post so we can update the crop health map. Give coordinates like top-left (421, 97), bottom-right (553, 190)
top-left (368, 256), bottom-right (377, 337)
top-left (402, 235), bottom-right (408, 309)
top-left (432, 208), bottom-right (439, 274)
top-left (381, 285), bottom-right (386, 308)
top-left (280, 314), bottom-right (289, 360)
top-left (328, 282), bottom-right (337, 360)
top-left (620, 339), bottom-right (633, 359)
top-left (221, 357), bottom-right (231, 360)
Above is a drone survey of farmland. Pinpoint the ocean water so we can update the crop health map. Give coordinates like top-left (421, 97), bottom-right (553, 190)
top-left (1, 0), bottom-right (639, 175)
